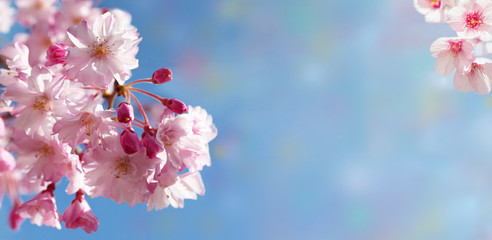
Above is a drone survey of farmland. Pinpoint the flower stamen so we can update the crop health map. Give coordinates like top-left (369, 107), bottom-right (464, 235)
top-left (430, 0), bottom-right (441, 9)
top-left (33, 96), bottom-right (50, 112)
top-left (466, 10), bottom-right (484, 29)
top-left (79, 113), bottom-right (95, 136)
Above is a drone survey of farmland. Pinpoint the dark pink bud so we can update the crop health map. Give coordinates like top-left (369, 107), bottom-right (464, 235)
top-left (45, 183), bottom-right (56, 196)
top-left (120, 129), bottom-right (140, 154)
top-left (45, 43), bottom-right (69, 67)
top-left (117, 102), bottom-right (134, 123)
top-left (9, 200), bottom-right (24, 231)
top-left (75, 189), bottom-right (84, 202)
top-left (142, 127), bottom-right (160, 158)
top-left (151, 68), bottom-right (172, 84)
top-left (162, 98), bottom-right (187, 114)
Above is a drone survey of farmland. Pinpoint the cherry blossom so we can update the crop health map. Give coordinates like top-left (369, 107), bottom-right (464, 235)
top-left (65, 12), bottom-right (141, 87)
top-left (62, 190), bottom-right (98, 233)
top-left (83, 135), bottom-right (160, 206)
top-left (453, 57), bottom-right (492, 94)
top-left (0, 0), bottom-right (217, 233)
top-left (447, 0), bottom-right (492, 39)
top-left (15, 183), bottom-right (62, 229)
top-left (3, 66), bottom-right (68, 136)
top-left (430, 37), bottom-right (475, 75)
top-left (52, 100), bottom-right (117, 148)
top-left (414, 0), bottom-right (456, 23)
top-left (16, 0), bottom-right (57, 27)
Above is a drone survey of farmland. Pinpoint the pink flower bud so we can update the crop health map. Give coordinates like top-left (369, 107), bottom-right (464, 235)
top-left (45, 43), bottom-right (68, 67)
top-left (62, 190), bottom-right (99, 233)
top-left (162, 98), bottom-right (187, 114)
top-left (120, 129), bottom-right (140, 154)
top-left (151, 68), bottom-right (172, 84)
top-left (142, 127), bottom-right (161, 158)
top-left (16, 183), bottom-right (61, 229)
top-left (117, 102), bottom-right (134, 123)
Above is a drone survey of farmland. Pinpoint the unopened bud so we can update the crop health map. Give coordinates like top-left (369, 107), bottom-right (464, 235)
top-left (151, 68), bottom-right (172, 84)
top-left (117, 102), bottom-right (134, 123)
top-left (162, 98), bottom-right (187, 114)
top-left (45, 43), bottom-right (69, 66)
top-left (120, 129), bottom-right (140, 154)
top-left (142, 128), bottom-right (160, 158)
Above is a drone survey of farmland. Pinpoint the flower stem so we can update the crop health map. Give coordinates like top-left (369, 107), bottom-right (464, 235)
top-left (129, 91), bottom-right (149, 126)
top-left (124, 79), bottom-right (153, 86)
top-left (129, 87), bottom-right (164, 102)
top-left (134, 118), bottom-right (145, 125)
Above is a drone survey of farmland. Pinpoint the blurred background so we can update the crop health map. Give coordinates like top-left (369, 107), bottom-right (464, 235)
top-left (3, 0), bottom-right (492, 239)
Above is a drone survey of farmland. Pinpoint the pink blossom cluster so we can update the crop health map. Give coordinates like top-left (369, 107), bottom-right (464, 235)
top-left (0, 0), bottom-right (217, 233)
top-left (415, 0), bottom-right (492, 94)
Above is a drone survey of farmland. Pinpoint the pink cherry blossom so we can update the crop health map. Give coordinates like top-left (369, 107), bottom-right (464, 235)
top-left (54, 0), bottom-right (93, 32)
top-left (3, 66), bottom-right (68, 136)
top-left (147, 171), bottom-right (205, 211)
top-left (53, 100), bottom-right (117, 148)
top-left (453, 57), bottom-right (492, 94)
top-left (156, 110), bottom-right (195, 169)
top-left (83, 135), bottom-right (160, 206)
top-left (65, 154), bottom-right (92, 195)
top-left (414, 0), bottom-right (455, 23)
top-left (9, 129), bottom-right (72, 183)
top-left (430, 37), bottom-right (475, 75)
top-left (185, 106), bottom-right (218, 144)
top-left (65, 12), bottom-right (141, 87)
top-left (62, 189), bottom-right (98, 233)
top-left (179, 106), bottom-right (218, 171)
top-left (16, 183), bottom-right (62, 229)
top-left (15, 0), bottom-right (57, 27)
top-left (0, 42), bottom-right (31, 76)
top-left (24, 21), bottom-right (66, 66)
top-left (447, 0), bottom-right (492, 38)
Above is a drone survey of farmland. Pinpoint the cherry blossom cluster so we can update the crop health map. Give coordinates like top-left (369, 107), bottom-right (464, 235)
top-left (0, 0), bottom-right (217, 233)
top-left (414, 0), bottom-right (492, 94)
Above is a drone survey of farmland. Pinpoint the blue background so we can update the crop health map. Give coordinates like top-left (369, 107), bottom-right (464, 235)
top-left (3, 0), bottom-right (492, 239)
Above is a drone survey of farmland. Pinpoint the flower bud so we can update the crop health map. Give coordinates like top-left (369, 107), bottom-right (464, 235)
top-left (142, 127), bottom-right (160, 158)
top-left (45, 43), bottom-right (68, 66)
top-left (162, 98), bottom-right (187, 114)
top-left (117, 102), bottom-right (134, 123)
top-left (120, 129), bottom-right (140, 154)
top-left (151, 68), bottom-right (172, 84)
top-left (62, 189), bottom-right (99, 233)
